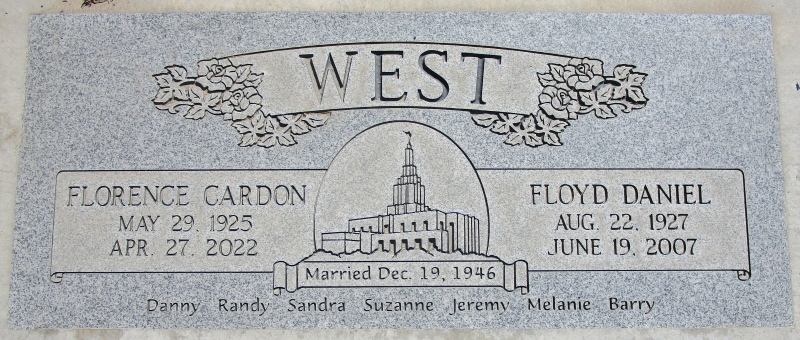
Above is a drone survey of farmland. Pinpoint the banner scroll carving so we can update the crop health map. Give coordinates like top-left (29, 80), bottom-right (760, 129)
top-left (152, 43), bottom-right (648, 149)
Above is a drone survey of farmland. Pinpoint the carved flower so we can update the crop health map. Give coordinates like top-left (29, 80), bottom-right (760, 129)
top-left (221, 87), bottom-right (263, 121)
top-left (196, 58), bottom-right (238, 91)
top-left (539, 86), bottom-right (581, 120)
top-left (564, 58), bottom-right (604, 91)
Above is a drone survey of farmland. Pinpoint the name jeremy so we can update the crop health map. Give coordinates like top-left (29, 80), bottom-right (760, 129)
top-left (449, 298), bottom-right (509, 315)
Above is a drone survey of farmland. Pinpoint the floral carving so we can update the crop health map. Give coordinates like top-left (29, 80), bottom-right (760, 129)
top-left (471, 58), bottom-right (648, 148)
top-left (152, 58), bottom-right (329, 149)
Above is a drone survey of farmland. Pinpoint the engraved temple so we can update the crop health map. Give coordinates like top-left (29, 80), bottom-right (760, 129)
top-left (320, 136), bottom-right (485, 255)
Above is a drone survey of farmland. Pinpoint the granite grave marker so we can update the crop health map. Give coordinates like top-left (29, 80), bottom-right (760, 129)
top-left (9, 12), bottom-right (791, 328)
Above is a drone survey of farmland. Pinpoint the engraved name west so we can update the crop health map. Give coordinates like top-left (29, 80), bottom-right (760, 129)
top-left (153, 43), bottom-right (648, 149)
top-left (261, 44), bottom-right (525, 113)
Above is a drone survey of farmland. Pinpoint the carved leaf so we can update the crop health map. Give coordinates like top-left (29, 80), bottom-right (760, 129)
top-left (186, 85), bottom-right (221, 117)
top-left (302, 112), bottom-right (330, 128)
top-left (549, 64), bottom-right (566, 83)
top-left (542, 131), bottom-right (562, 146)
top-left (257, 117), bottom-right (281, 148)
top-left (522, 116), bottom-right (544, 147)
top-left (505, 115), bottom-right (543, 147)
top-left (471, 113), bottom-right (498, 127)
top-left (231, 122), bottom-right (250, 134)
top-left (612, 65), bottom-right (634, 80)
top-left (490, 113), bottom-right (523, 134)
top-left (174, 85), bottom-right (190, 101)
top-left (579, 91), bottom-right (597, 106)
top-left (277, 133), bottom-right (297, 146)
top-left (258, 132), bottom-right (297, 148)
top-left (244, 72), bottom-right (264, 88)
top-left (235, 113), bottom-right (266, 147)
top-left (184, 105), bottom-right (206, 120)
top-left (153, 71), bottom-right (190, 102)
top-left (165, 65), bottom-right (188, 82)
top-left (188, 85), bottom-right (205, 104)
top-left (257, 135), bottom-right (277, 148)
top-left (537, 73), bottom-right (557, 87)
top-left (154, 100), bottom-right (187, 114)
top-left (235, 65), bottom-right (252, 83)
top-left (238, 132), bottom-right (259, 146)
top-left (231, 112), bottom-right (266, 139)
top-left (278, 114), bottom-right (311, 135)
top-left (259, 116), bottom-right (297, 148)
top-left (535, 111), bottom-right (568, 146)
top-left (153, 88), bottom-right (173, 104)
top-left (525, 133), bottom-right (544, 147)
top-left (596, 83), bottom-right (614, 103)
top-left (609, 65), bottom-right (648, 103)
top-left (626, 73), bottom-right (646, 87)
top-left (627, 87), bottom-right (648, 103)
top-left (504, 132), bottom-right (524, 146)
top-left (594, 104), bottom-right (616, 119)
top-left (154, 74), bottom-right (172, 88)
top-left (536, 112), bottom-right (568, 133)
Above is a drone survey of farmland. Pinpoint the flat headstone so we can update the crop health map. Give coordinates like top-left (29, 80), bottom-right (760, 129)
top-left (10, 12), bottom-right (790, 328)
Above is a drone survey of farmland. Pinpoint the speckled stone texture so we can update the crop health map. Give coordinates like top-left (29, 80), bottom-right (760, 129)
top-left (9, 12), bottom-right (790, 328)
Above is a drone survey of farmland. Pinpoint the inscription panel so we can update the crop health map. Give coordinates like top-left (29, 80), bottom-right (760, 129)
top-left (52, 170), bottom-right (323, 272)
top-left (483, 169), bottom-right (748, 273)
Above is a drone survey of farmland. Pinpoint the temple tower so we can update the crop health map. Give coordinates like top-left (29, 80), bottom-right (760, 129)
top-left (387, 132), bottom-right (430, 215)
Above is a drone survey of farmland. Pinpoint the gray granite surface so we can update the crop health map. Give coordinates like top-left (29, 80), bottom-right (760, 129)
top-left (9, 12), bottom-right (791, 328)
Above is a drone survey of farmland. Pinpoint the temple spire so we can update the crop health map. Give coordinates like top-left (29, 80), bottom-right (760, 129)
top-left (388, 131), bottom-right (429, 215)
